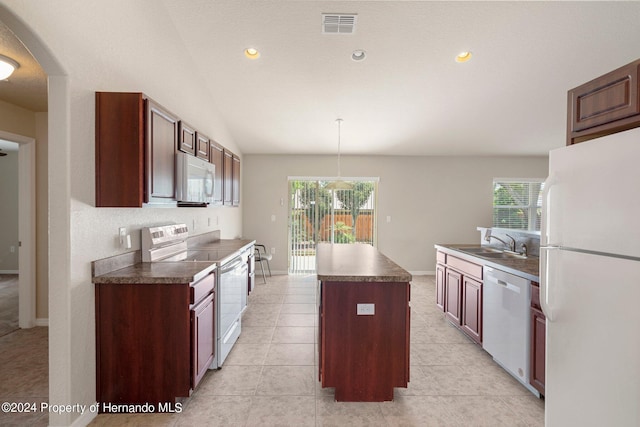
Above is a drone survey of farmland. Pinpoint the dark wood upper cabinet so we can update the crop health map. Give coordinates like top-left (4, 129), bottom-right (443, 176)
top-left (96, 91), bottom-right (240, 208)
top-left (232, 154), bottom-right (240, 207)
top-left (568, 58), bottom-right (640, 145)
top-left (223, 149), bottom-right (233, 206)
top-left (196, 133), bottom-right (211, 162)
top-left (178, 121), bottom-right (197, 155)
top-left (210, 142), bottom-right (224, 205)
top-left (95, 92), bottom-right (178, 207)
top-left (146, 100), bottom-right (179, 205)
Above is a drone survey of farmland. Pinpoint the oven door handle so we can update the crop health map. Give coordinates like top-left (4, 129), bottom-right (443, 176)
top-left (221, 257), bottom-right (244, 273)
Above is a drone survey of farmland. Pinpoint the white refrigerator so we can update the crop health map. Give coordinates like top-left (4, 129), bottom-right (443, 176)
top-left (541, 126), bottom-right (640, 427)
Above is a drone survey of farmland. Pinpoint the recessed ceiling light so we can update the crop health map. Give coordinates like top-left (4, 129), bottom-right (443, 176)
top-left (351, 49), bottom-right (366, 61)
top-left (244, 48), bottom-right (260, 59)
top-left (0, 54), bottom-right (19, 80)
top-left (455, 51), bottom-right (472, 63)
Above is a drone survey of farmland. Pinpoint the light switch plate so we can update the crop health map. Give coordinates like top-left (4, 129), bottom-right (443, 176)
top-left (357, 303), bottom-right (375, 315)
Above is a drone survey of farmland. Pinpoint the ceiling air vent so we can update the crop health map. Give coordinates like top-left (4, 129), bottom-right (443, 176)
top-left (322, 13), bottom-right (357, 34)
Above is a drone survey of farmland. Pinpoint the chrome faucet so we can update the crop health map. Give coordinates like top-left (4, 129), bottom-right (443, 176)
top-left (505, 234), bottom-right (516, 252)
top-left (484, 232), bottom-right (517, 252)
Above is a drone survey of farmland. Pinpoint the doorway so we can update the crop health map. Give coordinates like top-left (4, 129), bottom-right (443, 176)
top-left (288, 178), bottom-right (378, 273)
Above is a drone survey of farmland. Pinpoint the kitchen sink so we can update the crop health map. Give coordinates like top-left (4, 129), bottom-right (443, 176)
top-left (458, 247), bottom-right (528, 260)
top-left (478, 251), bottom-right (528, 260)
top-left (460, 247), bottom-right (504, 254)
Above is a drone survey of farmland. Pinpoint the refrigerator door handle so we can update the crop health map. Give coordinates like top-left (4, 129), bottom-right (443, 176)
top-left (540, 246), bottom-right (558, 321)
top-left (541, 174), bottom-right (556, 247)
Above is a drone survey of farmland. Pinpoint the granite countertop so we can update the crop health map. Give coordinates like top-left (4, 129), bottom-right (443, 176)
top-left (92, 235), bottom-right (255, 285)
top-left (434, 243), bottom-right (540, 282)
top-left (92, 261), bottom-right (217, 285)
top-left (316, 243), bottom-right (412, 283)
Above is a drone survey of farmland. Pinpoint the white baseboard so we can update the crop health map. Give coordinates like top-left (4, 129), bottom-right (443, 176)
top-left (0, 270), bottom-right (19, 274)
top-left (35, 318), bottom-right (49, 327)
top-left (70, 403), bottom-right (98, 427)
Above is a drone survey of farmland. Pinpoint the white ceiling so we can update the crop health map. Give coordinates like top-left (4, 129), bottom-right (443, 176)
top-left (161, 0), bottom-right (640, 157)
top-left (0, 20), bottom-right (47, 112)
top-left (2, 1), bottom-right (640, 157)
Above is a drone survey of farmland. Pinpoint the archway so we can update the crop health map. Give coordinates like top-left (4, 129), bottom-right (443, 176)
top-left (0, 5), bottom-right (72, 426)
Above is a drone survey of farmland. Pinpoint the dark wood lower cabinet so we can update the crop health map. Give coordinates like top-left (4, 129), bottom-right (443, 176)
top-left (95, 273), bottom-right (215, 410)
top-left (444, 269), bottom-right (462, 324)
top-left (461, 276), bottom-right (482, 344)
top-left (191, 292), bottom-right (215, 389)
top-left (436, 263), bottom-right (446, 311)
top-left (436, 250), bottom-right (483, 344)
top-left (318, 281), bottom-right (410, 401)
top-left (530, 281), bottom-right (546, 395)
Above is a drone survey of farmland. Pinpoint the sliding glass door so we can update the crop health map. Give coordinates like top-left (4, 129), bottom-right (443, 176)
top-left (288, 178), bottom-right (378, 274)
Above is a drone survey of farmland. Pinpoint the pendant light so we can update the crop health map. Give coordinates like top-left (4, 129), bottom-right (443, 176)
top-left (326, 118), bottom-right (353, 190)
top-left (0, 54), bottom-right (19, 80)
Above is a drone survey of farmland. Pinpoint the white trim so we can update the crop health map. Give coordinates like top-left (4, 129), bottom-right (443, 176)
top-left (69, 403), bottom-right (97, 427)
top-left (410, 271), bottom-right (435, 276)
top-left (35, 318), bottom-right (49, 327)
top-left (0, 270), bottom-right (19, 274)
top-left (288, 175), bottom-right (380, 182)
top-left (493, 177), bottom-right (545, 183)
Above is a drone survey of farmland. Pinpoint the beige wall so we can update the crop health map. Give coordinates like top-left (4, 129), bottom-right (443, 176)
top-left (243, 155), bottom-right (549, 273)
top-left (0, 99), bottom-right (50, 319)
top-left (0, 150), bottom-right (19, 271)
top-left (1, 2), bottom-right (244, 424)
top-left (35, 113), bottom-right (48, 319)
top-left (0, 99), bottom-right (36, 137)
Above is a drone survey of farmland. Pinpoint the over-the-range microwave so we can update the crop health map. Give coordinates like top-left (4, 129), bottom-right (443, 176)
top-left (176, 151), bottom-right (214, 207)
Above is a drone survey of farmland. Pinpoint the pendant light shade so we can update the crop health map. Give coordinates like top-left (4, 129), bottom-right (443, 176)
top-left (0, 54), bottom-right (19, 80)
top-left (325, 118), bottom-right (353, 190)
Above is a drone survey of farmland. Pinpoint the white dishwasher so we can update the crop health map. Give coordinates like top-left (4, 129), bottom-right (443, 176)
top-left (482, 266), bottom-right (539, 396)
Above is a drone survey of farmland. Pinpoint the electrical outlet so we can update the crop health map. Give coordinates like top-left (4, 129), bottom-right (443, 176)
top-left (271, 247), bottom-right (276, 254)
top-left (357, 303), bottom-right (375, 315)
top-left (271, 214), bottom-right (276, 222)
top-left (118, 227), bottom-right (127, 246)
top-left (10, 246), bottom-right (15, 253)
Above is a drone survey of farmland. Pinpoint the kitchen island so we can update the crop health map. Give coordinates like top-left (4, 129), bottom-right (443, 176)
top-left (316, 243), bottom-right (412, 402)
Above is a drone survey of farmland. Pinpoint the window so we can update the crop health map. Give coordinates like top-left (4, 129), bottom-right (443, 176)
top-left (493, 179), bottom-right (545, 231)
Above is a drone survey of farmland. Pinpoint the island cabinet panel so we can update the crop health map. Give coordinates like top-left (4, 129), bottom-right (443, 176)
top-left (319, 281), bottom-right (410, 402)
top-left (568, 58), bottom-right (640, 145)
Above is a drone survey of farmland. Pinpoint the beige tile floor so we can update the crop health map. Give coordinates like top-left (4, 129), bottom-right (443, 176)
top-left (0, 326), bottom-right (49, 427)
top-left (91, 274), bottom-right (544, 426)
top-left (0, 274), bottom-right (545, 426)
